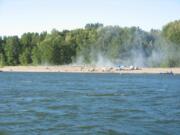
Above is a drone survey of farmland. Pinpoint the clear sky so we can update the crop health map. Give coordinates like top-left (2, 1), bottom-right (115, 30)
top-left (0, 0), bottom-right (180, 36)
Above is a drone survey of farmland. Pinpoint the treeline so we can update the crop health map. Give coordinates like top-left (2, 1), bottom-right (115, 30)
top-left (0, 20), bottom-right (180, 67)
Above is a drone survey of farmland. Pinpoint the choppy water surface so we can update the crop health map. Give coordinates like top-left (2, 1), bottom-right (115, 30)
top-left (0, 72), bottom-right (180, 135)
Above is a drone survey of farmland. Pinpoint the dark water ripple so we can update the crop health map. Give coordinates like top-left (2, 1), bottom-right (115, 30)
top-left (0, 73), bottom-right (180, 135)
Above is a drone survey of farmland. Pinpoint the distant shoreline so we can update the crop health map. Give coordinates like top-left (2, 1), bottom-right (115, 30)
top-left (0, 66), bottom-right (180, 74)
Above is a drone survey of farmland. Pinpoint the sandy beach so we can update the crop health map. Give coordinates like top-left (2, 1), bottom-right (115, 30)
top-left (0, 66), bottom-right (180, 74)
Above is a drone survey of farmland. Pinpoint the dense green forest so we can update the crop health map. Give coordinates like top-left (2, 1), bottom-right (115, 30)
top-left (0, 20), bottom-right (180, 67)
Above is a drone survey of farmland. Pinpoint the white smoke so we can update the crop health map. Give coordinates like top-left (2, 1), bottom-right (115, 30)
top-left (73, 26), bottom-right (180, 67)
top-left (91, 53), bottom-right (115, 67)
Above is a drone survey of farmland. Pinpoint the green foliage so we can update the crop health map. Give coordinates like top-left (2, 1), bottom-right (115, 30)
top-left (163, 20), bottom-right (180, 45)
top-left (0, 21), bottom-right (180, 67)
top-left (0, 53), bottom-right (6, 66)
top-left (19, 33), bottom-right (40, 65)
top-left (19, 48), bottom-right (32, 65)
top-left (32, 46), bottom-right (41, 65)
top-left (4, 36), bottom-right (20, 65)
top-left (85, 23), bottom-right (103, 29)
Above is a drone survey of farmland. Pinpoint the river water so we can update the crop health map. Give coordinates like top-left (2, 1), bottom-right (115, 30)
top-left (0, 72), bottom-right (179, 135)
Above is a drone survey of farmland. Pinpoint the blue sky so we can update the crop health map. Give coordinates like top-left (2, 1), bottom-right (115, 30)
top-left (0, 0), bottom-right (180, 36)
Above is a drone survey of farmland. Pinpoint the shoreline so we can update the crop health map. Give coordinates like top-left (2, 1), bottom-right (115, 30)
top-left (0, 66), bottom-right (180, 74)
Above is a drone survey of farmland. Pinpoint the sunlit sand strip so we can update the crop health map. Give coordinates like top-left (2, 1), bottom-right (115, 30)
top-left (0, 66), bottom-right (180, 74)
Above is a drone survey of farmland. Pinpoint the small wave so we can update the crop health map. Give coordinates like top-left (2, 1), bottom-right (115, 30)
top-left (87, 93), bottom-right (119, 97)
top-left (48, 104), bottom-right (79, 110)
top-left (99, 129), bottom-right (126, 135)
top-left (0, 121), bottom-right (28, 126)
top-left (78, 125), bottom-right (97, 129)
top-left (20, 80), bottom-right (33, 83)
top-left (155, 119), bottom-right (180, 124)
top-left (35, 111), bottom-right (49, 119)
